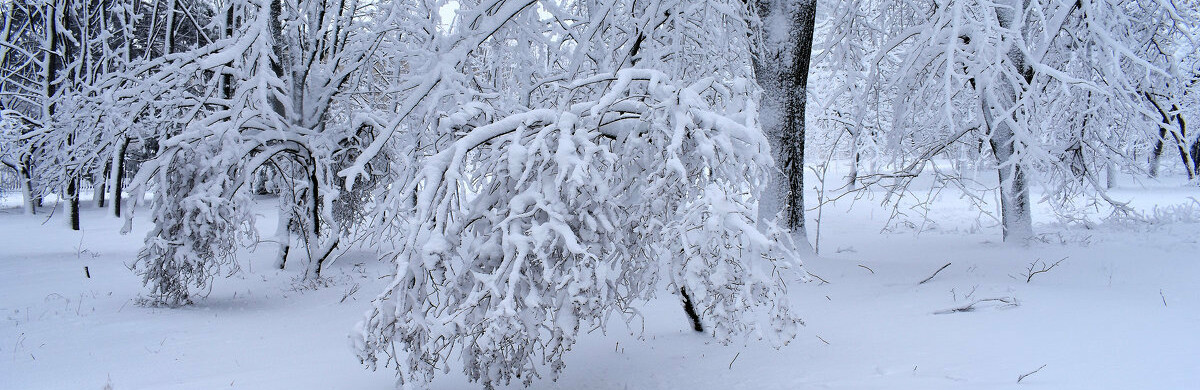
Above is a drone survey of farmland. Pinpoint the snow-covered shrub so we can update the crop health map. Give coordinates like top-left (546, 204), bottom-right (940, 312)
top-left (132, 140), bottom-right (255, 306)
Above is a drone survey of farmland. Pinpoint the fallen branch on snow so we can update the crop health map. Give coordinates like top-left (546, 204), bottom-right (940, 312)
top-left (1017, 364), bottom-right (1047, 383)
top-left (919, 262), bottom-right (951, 284)
top-left (1022, 257), bottom-right (1066, 283)
top-left (933, 297), bottom-right (1019, 314)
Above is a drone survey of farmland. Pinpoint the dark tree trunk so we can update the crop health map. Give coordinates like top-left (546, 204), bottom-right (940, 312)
top-left (111, 137), bottom-right (129, 217)
top-left (1150, 127), bottom-right (1167, 178)
top-left (95, 163), bottom-right (108, 208)
top-left (752, 0), bottom-right (818, 250)
top-left (221, 5), bottom-right (236, 99)
top-left (1146, 94), bottom-right (1193, 179)
top-left (1178, 113), bottom-right (1194, 179)
top-left (1190, 138), bottom-right (1200, 178)
top-left (67, 176), bottom-right (79, 231)
top-left (680, 287), bottom-right (703, 332)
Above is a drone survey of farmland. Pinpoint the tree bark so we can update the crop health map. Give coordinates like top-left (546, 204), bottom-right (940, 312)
top-left (19, 159), bottom-right (36, 215)
top-left (980, 1), bottom-right (1034, 242)
top-left (1105, 163), bottom-right (1118, 189)
top-left (987, 124), bottom-right (1033, 241)
top-left (752, 0), bottom-right (817, 251)
top-left (95, 163), bottom-right (108, 208)
top-left (274, 188), bottom-right (292, 270)
top-left (1145, 94), bottom-right (1192, 179)
top-left (679, 287), bottom-right (703, 332)
top-left (66, 175), bottom-right (79, 231)
top-left (1149, 127), bottom-right (1166, 178)
top-left (110, 137), bottom-right (128, 217)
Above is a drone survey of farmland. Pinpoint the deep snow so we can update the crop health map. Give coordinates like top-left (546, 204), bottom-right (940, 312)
top-left (2, 176), bottom-right (1198, 390)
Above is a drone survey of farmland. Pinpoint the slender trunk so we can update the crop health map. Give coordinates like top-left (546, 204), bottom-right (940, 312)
top-left (1105, 163), bottom-right (1118, 189)
top-left (846, 131), bottom-right (860, 190)
top-left (221, 5), bottom-right (236, 99)
top-left (311, 237), bottom-right (338, 279)
top-left (164, 0), bottom-right (178, 55)
top-left (1190, 140), bottom-right (1200, 179)
top-left (268, 0), bottom-right (288, 116)
top-left (1149, 127), bottom-right (1166, 178)
top-left (274, 190), bottom-right (292, 270)
top-left (19, 160), bottom-right (36, 215)
top-left (66, 176), bottom-right (79, 230)
top-left (1178, 113), bottom-right (1194, 179)
top-left (679, 287), bottom-right (703, 332)
top-left (1145, 94), bottom-right (1192, 179)
top-left (306, 166), bottom-right (329, 278)
top-left (95, 163), bottom-right (108, 208)
top-left (110, 137), bottom-right (128, 217)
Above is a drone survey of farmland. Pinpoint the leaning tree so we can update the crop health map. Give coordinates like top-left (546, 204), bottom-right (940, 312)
top-left (347, 0), bottom-right (805, 388)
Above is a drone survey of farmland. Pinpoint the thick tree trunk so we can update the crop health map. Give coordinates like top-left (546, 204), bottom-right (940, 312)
top-left (978, 1), bottom-right (1034, 243)
top-left (753, 0), bottom-right (817, 251)
top-left (988, 128), bottom-right (1033, 242)
top-left (980, 85), bottom-right (1033, 242)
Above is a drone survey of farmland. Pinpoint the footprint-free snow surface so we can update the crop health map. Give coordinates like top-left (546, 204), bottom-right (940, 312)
top-left (2, 180), bottom-right (1198, 390)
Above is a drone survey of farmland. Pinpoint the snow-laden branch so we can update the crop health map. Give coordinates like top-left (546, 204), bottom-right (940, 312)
top-left (353, 67), bottom-right (802, 388)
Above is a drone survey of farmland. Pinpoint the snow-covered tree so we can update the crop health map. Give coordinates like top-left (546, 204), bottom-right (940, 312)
top-left (0, 0), bottom-right (170, 226)
top-left (121, 0), bottom-right (391, 304)
top-left (348, 1), bottom-right (804, 388)
top-left (820, 0), bottom-right (1199, 240)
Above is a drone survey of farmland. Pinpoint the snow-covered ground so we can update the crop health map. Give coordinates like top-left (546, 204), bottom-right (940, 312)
top-left (2, 176), bottom-right (1198, 389)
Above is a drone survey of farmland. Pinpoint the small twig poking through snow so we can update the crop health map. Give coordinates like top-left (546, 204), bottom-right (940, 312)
top-left (807, 271), bottom-right (831, 285)
top-left (857, 264), bottom-right (875, 274)
top-left (919, 263), bottom-right (952, 284)
top-left (816, 335), bottom-right (830, 345)
top-left (339, 283), bottom-right (361, 304)
top-left (1160, 289), bottom-right (1168, 307)
top-left (1017, 364), bottom-right (1047, 383)
top-left (729, 352), bottom-right (740, 369)
top-left (933, 297), bottom-right (1019, 314)
top-left (1023, 257), bottom-right (1066, 283)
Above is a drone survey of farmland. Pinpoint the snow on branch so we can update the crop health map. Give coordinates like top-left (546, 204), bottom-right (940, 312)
top-left (353, 68), bottom-right (803, 388)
